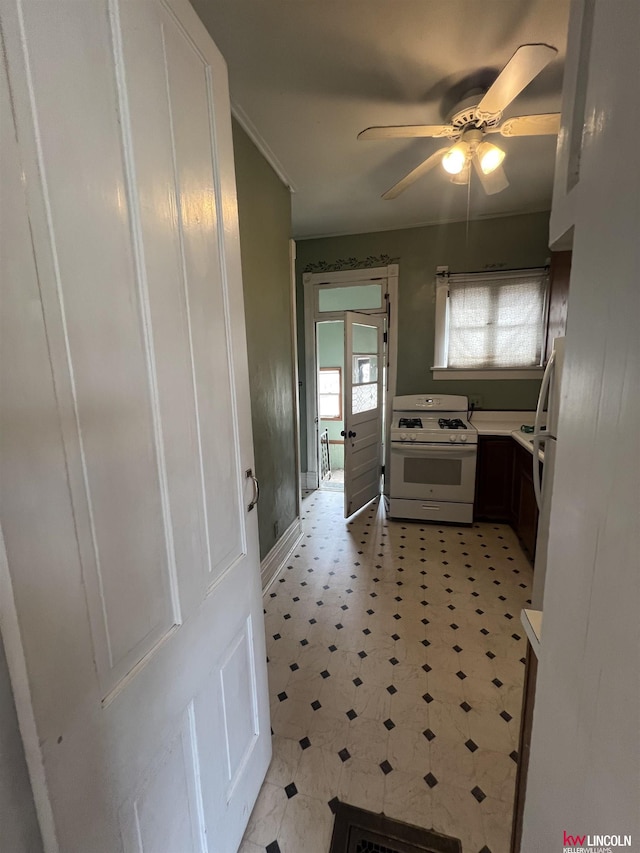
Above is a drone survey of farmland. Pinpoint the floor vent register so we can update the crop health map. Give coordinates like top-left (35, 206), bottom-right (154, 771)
top-left (329, 802), bottom-right (462, 853)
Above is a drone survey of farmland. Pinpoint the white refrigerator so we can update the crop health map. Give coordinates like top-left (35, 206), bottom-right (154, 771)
top-left (530, 335), bottom-right (565, 609)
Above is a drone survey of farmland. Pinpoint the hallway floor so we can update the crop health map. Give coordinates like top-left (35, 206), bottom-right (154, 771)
top-left (320, 468), bottom-right (344, 492)
top-left (240, 491), bottom-right (532, 853)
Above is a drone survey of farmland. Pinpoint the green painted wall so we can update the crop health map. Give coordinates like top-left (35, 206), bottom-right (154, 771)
top-left (233, 120), bottom-right (297, 559)
top-left (296, 211), bottom-right (550, 470)
top-left (317, 321), bottom-right (345, 469)
top-left (0, 634), bottom-right (43, 853)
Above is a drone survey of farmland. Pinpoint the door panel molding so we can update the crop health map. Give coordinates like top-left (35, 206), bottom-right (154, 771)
top-left (220, 617), bottom-right (259, 798)
top-left (120, 702), bottom-right (207, 853)
top-left (5, 0), bottom-right (180, 695)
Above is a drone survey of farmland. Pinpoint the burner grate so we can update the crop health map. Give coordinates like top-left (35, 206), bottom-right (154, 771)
top-left (438, 418), bottom-right (467, 430)
top-left (398, 417), bottom-right (423, 429)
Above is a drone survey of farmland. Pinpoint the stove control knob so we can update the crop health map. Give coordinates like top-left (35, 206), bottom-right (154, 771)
top-left (449, 434), bottom-right (457, 443)
top-left (401, 432), bottom-right (407, 441)
top-left (410, 434), bottom-right (417, 442)
top-left (460, 434), bottom-right (468, 443)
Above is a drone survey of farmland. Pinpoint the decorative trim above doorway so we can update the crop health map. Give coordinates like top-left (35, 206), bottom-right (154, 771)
top-left (302, 254), bottom-right (399, 273)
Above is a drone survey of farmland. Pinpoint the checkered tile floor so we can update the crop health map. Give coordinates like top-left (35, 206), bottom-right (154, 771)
top-left (240, 490), bottom-right (532, 853)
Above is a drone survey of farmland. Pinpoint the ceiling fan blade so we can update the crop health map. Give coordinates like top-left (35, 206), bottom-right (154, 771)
top-left (476, 44), bottom-right (558, 121)
top-left (358, 125), bottom-right (456, 140)
top-left (472, 154), bottom-right (509, 195)
top-left (494, 113), bottom-right (561, 137)
top-left (382, 146), bottom-right (451, 199)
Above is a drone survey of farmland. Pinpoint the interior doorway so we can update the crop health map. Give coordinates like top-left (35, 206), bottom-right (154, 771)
top-left (303, 265), bottom-right (398, 510)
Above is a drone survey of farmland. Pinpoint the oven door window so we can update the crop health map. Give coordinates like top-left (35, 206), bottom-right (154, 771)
top-left (404, 456), bottom-right (462, 486)
top-left (390, 445), bottom-right (477, 503)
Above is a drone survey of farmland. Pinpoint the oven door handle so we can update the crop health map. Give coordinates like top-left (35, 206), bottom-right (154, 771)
top-left (391, 444), bottom-right (477, 457)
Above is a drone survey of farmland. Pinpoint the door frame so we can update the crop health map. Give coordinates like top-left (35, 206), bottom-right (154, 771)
top-left (289, 240), bottom-right (303, 517)
top-left (302, 265), bottom-right (398, 492)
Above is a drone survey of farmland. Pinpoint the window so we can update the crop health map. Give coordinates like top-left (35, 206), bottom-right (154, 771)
top-left (317, 283), bottom-right (383, 313)
top-left (433, 268), bottom-right (548, 377)
top-left (318, 367), bottom-right (342, 419)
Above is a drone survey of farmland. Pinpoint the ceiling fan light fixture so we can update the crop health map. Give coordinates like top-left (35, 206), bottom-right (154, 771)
top-left (477, 141), bottom-right (506, 174)
top-left (442, 142), bottom-right (468, 175)
top-left (450, 164), bottom-right (471, 185)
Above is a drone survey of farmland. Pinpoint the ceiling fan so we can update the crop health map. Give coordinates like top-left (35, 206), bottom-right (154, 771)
top-left (358, 44), bottom-right (560, 199)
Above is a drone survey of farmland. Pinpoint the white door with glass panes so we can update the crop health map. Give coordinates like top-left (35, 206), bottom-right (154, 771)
top-left (343, 312), bottom-right (385, 517)
top-left (0, 2), bottom-right (270, 851)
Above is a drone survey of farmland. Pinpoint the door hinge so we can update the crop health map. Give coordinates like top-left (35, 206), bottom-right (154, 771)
top-left (381, 464), bottom-right (385, 475)
top-left (383, 331), bottom-right (388, 343)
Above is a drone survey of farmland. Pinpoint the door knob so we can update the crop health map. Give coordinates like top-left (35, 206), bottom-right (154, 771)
top-left (348, 430), bottom-right (357, 438)
top-left (340, 430), bottom-right (346, 437)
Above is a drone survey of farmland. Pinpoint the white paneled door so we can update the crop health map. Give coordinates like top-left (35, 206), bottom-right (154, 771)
top-left (343, 312), bottom-right (385, 517)
top-left (0, 2), bottom-right (270, 851)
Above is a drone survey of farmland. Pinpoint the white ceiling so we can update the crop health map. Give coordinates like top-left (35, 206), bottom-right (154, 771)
top-left (191, 0), bottom-right (571, 239)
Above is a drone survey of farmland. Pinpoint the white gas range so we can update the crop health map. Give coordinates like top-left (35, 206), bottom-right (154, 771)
top-left (388, 394), bottom-right (478, 524)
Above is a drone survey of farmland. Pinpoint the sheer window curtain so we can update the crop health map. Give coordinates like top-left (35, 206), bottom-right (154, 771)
top-left (447, 270), bottom-right (547, 369)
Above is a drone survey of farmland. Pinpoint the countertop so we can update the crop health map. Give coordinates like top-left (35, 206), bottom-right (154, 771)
top-left (471, 411), bottom-right (544, 461)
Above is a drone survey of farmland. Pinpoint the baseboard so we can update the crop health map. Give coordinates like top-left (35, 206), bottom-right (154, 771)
top-left (261, 517), bottom-right (303, 591)
top-left (302, 471), bottom-right (317, 490)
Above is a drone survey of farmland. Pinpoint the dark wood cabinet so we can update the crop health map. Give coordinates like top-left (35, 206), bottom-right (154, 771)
top-left (544, 250), bottom-right (572, 362)
top-left (510, 445), bottom-right (522, 528)
top-left (512, 442), bottom-right (540, 561)
top-left (475, 436), bottom-right (515, 522)
top-left (475, 436), bottom-right (540, 563)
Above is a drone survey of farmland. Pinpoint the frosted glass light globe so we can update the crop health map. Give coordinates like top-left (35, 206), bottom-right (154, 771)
top-left (442, 145), bottom-right (467, 175)
top-left (478, 142), bottom-right (506, 174)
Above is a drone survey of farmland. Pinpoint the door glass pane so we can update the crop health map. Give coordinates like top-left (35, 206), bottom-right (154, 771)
top-left (403, 457), bottom-right (462, 486)
top-left (352, 355), bottom-right (378, 384)
top-left (318, 284), bottom-right (383, 312)
top-left (352, 322), bottom-right (378, 353)
top-left (352, 383), bottom-right (378, 414)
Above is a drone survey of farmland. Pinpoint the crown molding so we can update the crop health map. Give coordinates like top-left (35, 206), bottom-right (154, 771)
top-left (231, 99), bottom-right (297, 193)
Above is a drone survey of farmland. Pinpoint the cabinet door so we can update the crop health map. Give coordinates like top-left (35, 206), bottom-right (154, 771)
top-left (544, 251), bottom-right (572, 362)
top-left (549, 0), bottom-right (595, 247)
top-left (513, 444), bottom-right (540, 562)
top-left (510, 445), bottom-right (522, 526)
top-left (475, 436), bottom-right (515, 521)
top-left (518, 464), bottom-right (539, 560)
top-left (510, 643), bottom-right (539, 852)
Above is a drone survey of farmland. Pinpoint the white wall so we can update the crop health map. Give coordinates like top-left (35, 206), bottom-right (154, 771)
top-left (522, 2), bottom-right (640, 848)
top-left (0, 634), bottom-right (43, 853)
